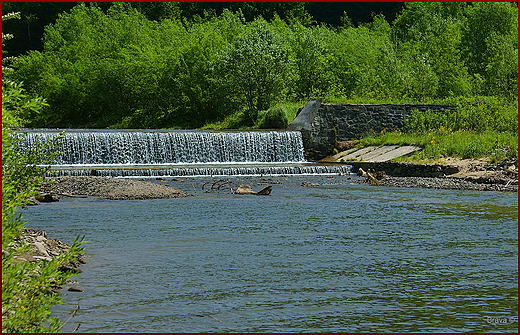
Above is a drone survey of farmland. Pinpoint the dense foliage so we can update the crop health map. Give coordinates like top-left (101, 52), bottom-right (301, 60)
top-left (2, 13), bottom-right (86, 332)
top-left (2, 80), bottom-right (86, 333)
top-left (1, 2), bottom-right (398, 57)
top-left (6, 2), bottom-right (518, 129)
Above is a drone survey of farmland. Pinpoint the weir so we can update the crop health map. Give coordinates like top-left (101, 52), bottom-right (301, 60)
top-left (17, 130), bottom-right (352, 177)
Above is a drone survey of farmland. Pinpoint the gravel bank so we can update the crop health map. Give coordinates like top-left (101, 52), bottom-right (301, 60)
top-left (42, 176), bottom-right (189, 200)
top-left (378, 176), bottom-right (518, 192)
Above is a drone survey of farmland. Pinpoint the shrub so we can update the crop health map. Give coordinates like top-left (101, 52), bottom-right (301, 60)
top-left (2, 81), bottom-right (86, 333)
top-left (256, 106), bottom-right (289, 129)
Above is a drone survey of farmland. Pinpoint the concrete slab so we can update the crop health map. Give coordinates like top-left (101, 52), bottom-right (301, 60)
top-left (326, 147), bottom-right (362, 161)
top-left (359, 146), bottom-right (397, 161)
top-left (370, 146), bottom-right (421, 162)
top-left (325, 145), bottom-right (421, 162)
top-left (334, 146), bottom-right (378, 161)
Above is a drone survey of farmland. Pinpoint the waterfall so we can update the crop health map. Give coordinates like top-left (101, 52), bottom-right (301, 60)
top-left (17, 130), bottom-right (351, 177)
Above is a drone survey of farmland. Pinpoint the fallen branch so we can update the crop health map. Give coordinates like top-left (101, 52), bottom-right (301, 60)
top-left (358, 168), bottom-right (380, 186)
top-left (72, 323), bottom-right (81, 333)
top-left (59, 303), bottom-right (80, 330)
top-left (203, 179), bottom-right (236, 193)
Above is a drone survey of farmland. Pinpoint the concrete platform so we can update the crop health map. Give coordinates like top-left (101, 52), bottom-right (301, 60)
top-left (322, 145), bottom-right (421, 163)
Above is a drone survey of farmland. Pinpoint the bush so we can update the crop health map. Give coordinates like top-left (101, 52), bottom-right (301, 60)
top-left (256, 106), bottom-right (289, 129)
top-left (404, 97), bottom-right (518, 134)
top-left (2, 81), bottom-right (86, 333)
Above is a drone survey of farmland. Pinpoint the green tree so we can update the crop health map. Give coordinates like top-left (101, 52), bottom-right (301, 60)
top-left (2, 11), bottom-right (21, 79)
top-left (462, 2), bottom-right (518, 97)
top-left (218, 20), bottom-right (294, 122)
top-left (287, 23), bottom-right (336, 99)
top-left (392, 2), bottom-right (471, 99)
top-left (161, 9), bottom-right (241, 127)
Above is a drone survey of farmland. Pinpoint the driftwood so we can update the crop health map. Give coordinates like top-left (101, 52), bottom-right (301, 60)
top-left (235, 185), bottom-right (255, 194)
top-left (235, 185), bottom-right (272, 195)
top-left (203, 180), bottom-right (272, 195)
top-left (202, 179), bottom-right (236, 193)
top-left (358, 167), bottom-right (381, 186)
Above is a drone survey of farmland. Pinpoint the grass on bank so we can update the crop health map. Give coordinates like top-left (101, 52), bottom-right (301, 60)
top-left (366, 96), bottom-right (518, 163)
top-left (359, 128), bottom-right (518, 163)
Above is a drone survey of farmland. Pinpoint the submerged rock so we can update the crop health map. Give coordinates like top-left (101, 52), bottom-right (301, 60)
top-left (35, 193), bottom-right (59, 203)
top-left (234, 184), bottom-right (273, 195)
top-left (256, 185), bottom-right (272, 195)
top-left (235, 185), bottom-right (255, 195)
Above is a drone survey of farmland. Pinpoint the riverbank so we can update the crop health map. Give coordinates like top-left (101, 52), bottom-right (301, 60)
top-left (376, 176), bottom-right (517, 192)
top-left (356, 157), bottom-right (518, 192)
top-left (9, 228), bottom-right (86, 293)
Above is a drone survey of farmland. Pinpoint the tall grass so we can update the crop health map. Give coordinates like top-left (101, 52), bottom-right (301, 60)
top-left (361, 128), bottom-right (518, 163)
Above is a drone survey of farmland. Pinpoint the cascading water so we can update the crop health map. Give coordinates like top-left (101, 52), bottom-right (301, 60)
top-left (17, 130), bottom-right (351, 177)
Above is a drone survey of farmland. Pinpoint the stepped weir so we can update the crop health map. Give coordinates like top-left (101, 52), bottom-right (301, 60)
top-left (17, 130), bottom-right (351, 177)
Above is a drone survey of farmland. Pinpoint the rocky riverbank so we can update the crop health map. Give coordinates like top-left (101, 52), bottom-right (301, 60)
top-left (377, 176), bottom-right (517, 192)
top-left (39, 176), bottom-right (189, 201)
top-left (9, 228), bottom-right (87, 293)
top-left (355, 157), bottom-right (518, 192)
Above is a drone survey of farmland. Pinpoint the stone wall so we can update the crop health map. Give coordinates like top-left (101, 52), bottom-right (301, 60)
top-left (287, 100), bottom-right (453, 161)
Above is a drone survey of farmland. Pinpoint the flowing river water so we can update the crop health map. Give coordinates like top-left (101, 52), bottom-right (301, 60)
top-left (23, 174), bottom-right (518, 333)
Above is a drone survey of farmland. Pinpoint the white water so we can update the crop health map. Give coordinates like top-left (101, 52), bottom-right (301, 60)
top-left (17, 130), bottom-right (351, 177)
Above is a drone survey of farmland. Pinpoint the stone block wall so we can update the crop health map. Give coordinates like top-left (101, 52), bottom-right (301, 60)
top-left (288, 100), bottom-right (453, 161)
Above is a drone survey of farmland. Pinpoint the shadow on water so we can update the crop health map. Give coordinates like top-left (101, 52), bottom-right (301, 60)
top-left (24, 175), bottom-right (518, 333)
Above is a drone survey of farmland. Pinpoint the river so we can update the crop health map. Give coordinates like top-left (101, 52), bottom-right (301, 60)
top-left (23, 175), bottom-right (518, 333)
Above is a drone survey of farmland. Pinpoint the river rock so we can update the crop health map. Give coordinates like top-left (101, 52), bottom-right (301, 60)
top-left (302, 182), bottom-right (318, 187)
top-left (35, 193), bottom-right (59, 202)
top-left (256, 185), bottom-right (272, 195)
top-left (36, 235), bottom-right (47, 243)
top-left (33, 241), bottom-right (50, 257)
top-left (14, 251), bottom-right (38, 262)
top-left (235, 185), bottom-right (255, 195)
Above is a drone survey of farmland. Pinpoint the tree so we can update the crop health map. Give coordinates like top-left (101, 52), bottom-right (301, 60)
top-left (392, 2), bottom-right (471, 99)
top-left (218, 20), bottom-right (294, 122)
top-left (462, 2), bottom-right (518, 97)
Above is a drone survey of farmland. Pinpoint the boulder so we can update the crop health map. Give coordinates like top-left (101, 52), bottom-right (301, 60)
top-left (14, 252), bottom-right (38, 263)
top-left (33, 241), bottom-right (50, 257)
top-left (235, 185), bottom-right (255, 195)
top-left (336, 140), bottom-right (357, 152)
top-left (256, 185), bottom-right (272, 195)
top-left (35, 193), bottom-right (59, 203)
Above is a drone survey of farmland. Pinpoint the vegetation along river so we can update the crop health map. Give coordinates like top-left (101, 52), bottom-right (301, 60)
top-left (23, 175), bottom-right (518, 333)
